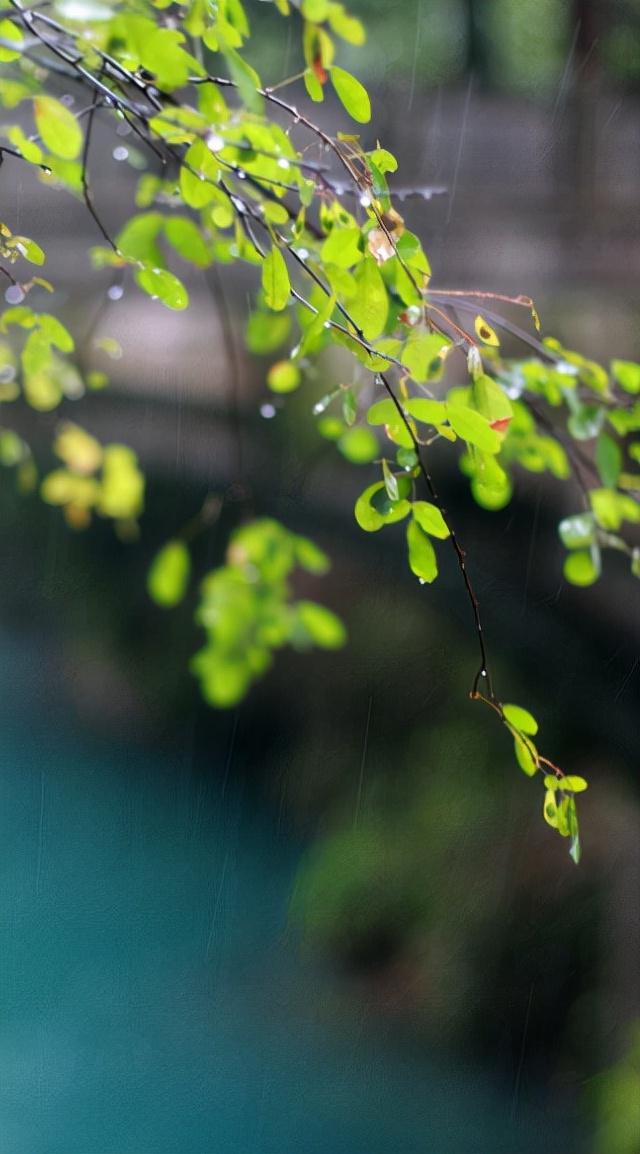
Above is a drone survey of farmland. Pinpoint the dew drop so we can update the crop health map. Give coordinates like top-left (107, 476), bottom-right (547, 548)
top-left (277, 157), bottom-right (290, 171)
top-left (260, 402), bottom-right (276, 419)
top-left (112, 146), bottom-right (129, 162)
top-left (207, 133), bottom-right (224, 152)
top-left (4, 284), bottom-right (25, 305)
top-left (107, 284), bottom-right (124, 301)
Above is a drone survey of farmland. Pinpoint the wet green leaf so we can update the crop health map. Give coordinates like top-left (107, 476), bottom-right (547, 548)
top-left (262, 246), bottom-right (290, 312)
top-left (382, 458), bottom-right (399, 501)
top-left (502, 703), bottom-right (538, 735)
top-left (406, 518), bottom-right (438, 583)
top-left (164, 217), bottom-right (211, 267)
top-left (135, 266), bottom-right (189, 310)
top-left (33, 95), bottom-right (82, 160)
top-left (330, 66), bottom-right (371, 123)
top-left (0, 18), bottom-right (23, 62)
top-left (412, 501), bottom-right (449, 539)
top-left (349, 257), bottom-right (388, 340)
top-left (513, 733), bottom-right (538, 776)
top-left (446, 402), bottom-right (501, 453)
top-left (403, 334), bottom-right (449, 383)
top-left (354, 481), bottom-right (410, 532)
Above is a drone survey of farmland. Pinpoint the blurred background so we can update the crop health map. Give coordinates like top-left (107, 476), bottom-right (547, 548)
top-left (1, 0), bottom-right (639, 1150)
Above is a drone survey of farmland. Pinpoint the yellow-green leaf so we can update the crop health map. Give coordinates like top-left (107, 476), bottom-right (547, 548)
top-left (0, 18), bottom-right (23, 63)
top-left (33, 96), bottom-right (82, 160)
top-left (406, 519), bottom-right (438, 583)
top-left (330, 66), bottom-right (371, 123)
top-left (135, 266), bottom-right (189, 310)
top-left (262, 246), bottom-right (290, 312)
top-left (148, 540), bottom-right (191, 607)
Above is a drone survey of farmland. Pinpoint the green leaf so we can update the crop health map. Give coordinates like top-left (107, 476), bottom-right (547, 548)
top-left (179, 140), bottom-right (221, 208)
top-left (403, 334), bottom-right (450, 383)
top-left (11, 236), bottom-right (46, 266)
top-left (330, 66), bottom-right (371, 123)
top-left (163, 217), bottom-right (210, 267)
top-left (544, 774), bottom-right (588, 793)
top-left (404, 398), bottom-right (447, 426)
top-left (33, 96), bottom-right (82, 160)
top-left (502, 703), bottom-right (538, 735)
top-left (135, 266), bottom-right (189, 310)
top-left (295, 600), bottom-right (346, 649)
top-left (446, 403), bottom-right (501, 454)
top-left (611, 359), bottom-right (640, 395)
top-left (246, 311), bottom-right (290, 354)
top-left (117, 212), bottom-right (164, 265)
top-left (513, 733), bottom-right (538, 776)
top-left (303, 67), bottom-right (324, 102)
top-left (147, 540), bottom-right (191, 607)
top-left (471, 375), bottom-right (513, 425)
top-left (354, 481), bottom-right (410, 532)
top-left (0, 18), bottom-right (23, 62)
top-left (367, 398), bottom-right (400, 425)
top-left (543, 789), bottom-right (559, 829)
top-left (223, 46), bottom-right (262, 114)
top-left (406, 519), bottom-right (438, 583)
top-left (591, 487), bottom-right (640, 531)
top-left (338, 426), bottom-right (378, 464)
top-left (342, 388), bottom-right (357, 426)
top-left (294, 536), bottom-right (330, 574)
top-left (382, 458), bottom-right (399, 501)
top-left (412, 501), bottom-right (449, 539)
top-left (563, 548), bottom-right (600, 587)
top-left (321, 226), bottom-right (362, 269)
top-left (38, 315), bottom-right (74, 352)
top-left (349, 257), bottom-right (388, 341)
top-left (262, 246), bottom-right (290, 312)
top-left (595, 432), bottom-right (622, 488)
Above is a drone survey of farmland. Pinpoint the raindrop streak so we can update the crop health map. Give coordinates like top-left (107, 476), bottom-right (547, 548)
top-left (407, 0), bottom-right (423, 114)
top-left (445, 74), bottom-right (473, 228)
top-left (353, 694), bottom-right (373, 828)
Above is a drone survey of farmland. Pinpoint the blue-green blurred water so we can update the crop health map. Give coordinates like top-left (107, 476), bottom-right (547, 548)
top-left (0, 629), bottom-right (579, 1154)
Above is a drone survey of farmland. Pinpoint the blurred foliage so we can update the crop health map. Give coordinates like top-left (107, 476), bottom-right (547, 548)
top-left (0, 0), bottom-right (638, 863)
top-left (592, 1025), bottom-right (640, 1153)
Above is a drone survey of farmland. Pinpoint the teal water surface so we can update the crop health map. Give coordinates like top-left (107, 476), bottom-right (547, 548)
top-left (0, 629), bottom-right (577, 1153)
